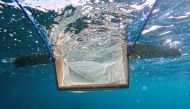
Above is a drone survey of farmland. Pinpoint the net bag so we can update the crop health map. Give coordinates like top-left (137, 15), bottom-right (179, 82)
top-left (50, 3), bottom-right (132, 91)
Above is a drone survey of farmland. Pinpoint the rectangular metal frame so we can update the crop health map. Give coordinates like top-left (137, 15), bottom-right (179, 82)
top-left (54, 44), bottom-right (129, 91)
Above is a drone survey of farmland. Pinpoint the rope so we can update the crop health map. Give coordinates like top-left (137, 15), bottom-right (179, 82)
top-left (14, 0), bottom-right (55, 60)
top-left (127, 0), bottom-right (158, 56)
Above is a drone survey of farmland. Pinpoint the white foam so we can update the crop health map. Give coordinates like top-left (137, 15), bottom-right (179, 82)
top-left (168, 11), bottom-right (190, 19)
top-left (158, 31), bottom-right (171, 36)
top-left (130, 0), bottom-right (156, 11)
top-left (0, 0), bottom-right (91, 12)
top-left (142, 25), bottom-right (174, 35)
top-left (163, 39), bottom-right (182, 48)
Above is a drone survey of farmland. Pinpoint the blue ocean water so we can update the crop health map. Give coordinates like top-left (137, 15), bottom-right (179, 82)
top-left (0, 0), bottom-right (190, 109)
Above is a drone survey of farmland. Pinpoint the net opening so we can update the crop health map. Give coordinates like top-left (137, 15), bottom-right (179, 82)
top-left (54, 44), bottom-right (129, 91)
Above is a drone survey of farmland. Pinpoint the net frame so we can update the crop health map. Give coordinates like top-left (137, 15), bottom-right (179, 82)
top-left (54, 43), bottom-right (129, 91)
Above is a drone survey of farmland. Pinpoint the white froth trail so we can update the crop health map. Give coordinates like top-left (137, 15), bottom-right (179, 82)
top-left (0, 0), bottom-right (90, 12)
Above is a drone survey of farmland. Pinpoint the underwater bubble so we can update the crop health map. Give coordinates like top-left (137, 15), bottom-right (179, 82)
top-left (12, 14), bottom-right (16, 17)
top-left (1, 59), bottom-right (8, 63)
top-left (135, 79), bottom-right (138, 83)
top-left (145, 72), bottom-right (149, 76)
top-left (9, 33), bottom-right (14, 37)
top-left (142, 85), bottom-right (148, 91)
top-left (136, 99), bottom-right (140, 103)
top-left (3, 29), bottom-right (7, 32)
top-left (37, 47), bottom-right (40, 52)
top-left (35, 40), bottom-right (39, 43)
top-left (29, 31), bottom-right (32, 34)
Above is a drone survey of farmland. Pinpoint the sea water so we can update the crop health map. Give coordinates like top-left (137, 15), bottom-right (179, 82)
top-left (0, 0), bottom-right (190, 109)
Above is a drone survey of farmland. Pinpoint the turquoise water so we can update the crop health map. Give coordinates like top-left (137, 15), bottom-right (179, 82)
top-left (1, 0), bottom-right (190, 109)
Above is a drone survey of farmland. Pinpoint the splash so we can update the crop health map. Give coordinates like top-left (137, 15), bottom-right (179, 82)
top-left (49, 2), bottom-right (134, 59)
top-left (0, 0), bottom-right (91, 12)
top-left (163, 39), bottom-right (182, 48)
